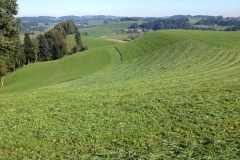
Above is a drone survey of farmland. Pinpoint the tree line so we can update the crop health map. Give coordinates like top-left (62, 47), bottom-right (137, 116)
top-left (191, 16), bottom-right (240, 31)
top-left (127, 16), bottom-right (240, 31)
top-left (128, 18), bottom-right (192, 31)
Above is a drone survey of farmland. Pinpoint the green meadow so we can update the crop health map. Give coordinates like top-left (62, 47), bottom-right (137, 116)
top-left (79, 21), bottom-right (137, 38)
top-left (0, 30), bottom-right (240, 159)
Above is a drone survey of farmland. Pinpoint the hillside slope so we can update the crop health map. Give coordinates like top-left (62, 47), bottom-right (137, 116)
top-left (0, 30), bottom-right (240, 159)
top-left (3, 46), bottom-right (118, 92)
top-left (2, 30), bottom-right (240, 92)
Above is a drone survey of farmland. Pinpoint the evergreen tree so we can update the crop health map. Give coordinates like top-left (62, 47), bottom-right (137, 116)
top-left (31, 38), bottom-right (39, 62)
top-left (38, 34), bottom-right (51, 61)
top-left (12, 18), bottom-right (24, 70)
top-left (24, 33), bottom-right (35, 64)
top-left (48, 30), bottom-right (66, 60)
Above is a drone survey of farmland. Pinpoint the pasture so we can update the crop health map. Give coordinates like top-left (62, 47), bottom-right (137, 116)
top-left (79, 21), bottom-right (137, 38)
top-left (0, 30), bottom-right (240, 159)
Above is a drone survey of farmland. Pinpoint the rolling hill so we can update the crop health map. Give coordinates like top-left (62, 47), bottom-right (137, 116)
top-left (0, 30), bottom-right (240, 159)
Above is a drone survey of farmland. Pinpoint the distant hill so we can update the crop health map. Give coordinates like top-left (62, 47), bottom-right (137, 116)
top-left (20, 15), bottom-right (240, 33)
top-left (20, 15), bottom-right (122, 23)
top-left (20, 15), bottom-right (123, 33)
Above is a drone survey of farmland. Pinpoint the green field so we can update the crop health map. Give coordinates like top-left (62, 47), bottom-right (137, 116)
top-left (0, 30), bottom-right (240, 159)
top-left (79, 21), bottom-right (137, 38)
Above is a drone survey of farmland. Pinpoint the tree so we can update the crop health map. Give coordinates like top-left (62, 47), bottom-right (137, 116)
top-left (12, 19), bottom-right (25, 69)
top-left (38, 34), bottom-right (51, 61)
top-left (24, 33), bottom-right (39, 63)
top-left (0, 59), bottom-right (7, 87)
top-left (31, 38), bottom-right (39, 62)
top-left (24, 33), bottom-right (33, 64)
top-left (75, 31), bottom-right (83, 51)
top-left (14, 42), bottom-right (26, 69)
top-left (0, 0), bottom-right (21, 71)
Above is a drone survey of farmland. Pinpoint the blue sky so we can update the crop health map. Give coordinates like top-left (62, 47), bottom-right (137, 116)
top-left (18, 0), bottom-right (240, 17)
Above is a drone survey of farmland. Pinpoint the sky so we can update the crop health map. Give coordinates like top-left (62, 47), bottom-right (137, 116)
top-left (17, 0), bottom-right (240, 17)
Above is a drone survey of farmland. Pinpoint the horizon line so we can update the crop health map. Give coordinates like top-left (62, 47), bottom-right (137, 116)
top-left (17, 14), bottom-right (240, 18)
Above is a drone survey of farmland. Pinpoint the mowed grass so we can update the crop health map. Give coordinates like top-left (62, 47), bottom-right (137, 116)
top-left (0, 30), bottom-right (240, 159)
top-left (82, 36), bottom-right (117, 49)
top-left (66, 35), bottom-right (117, 51)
